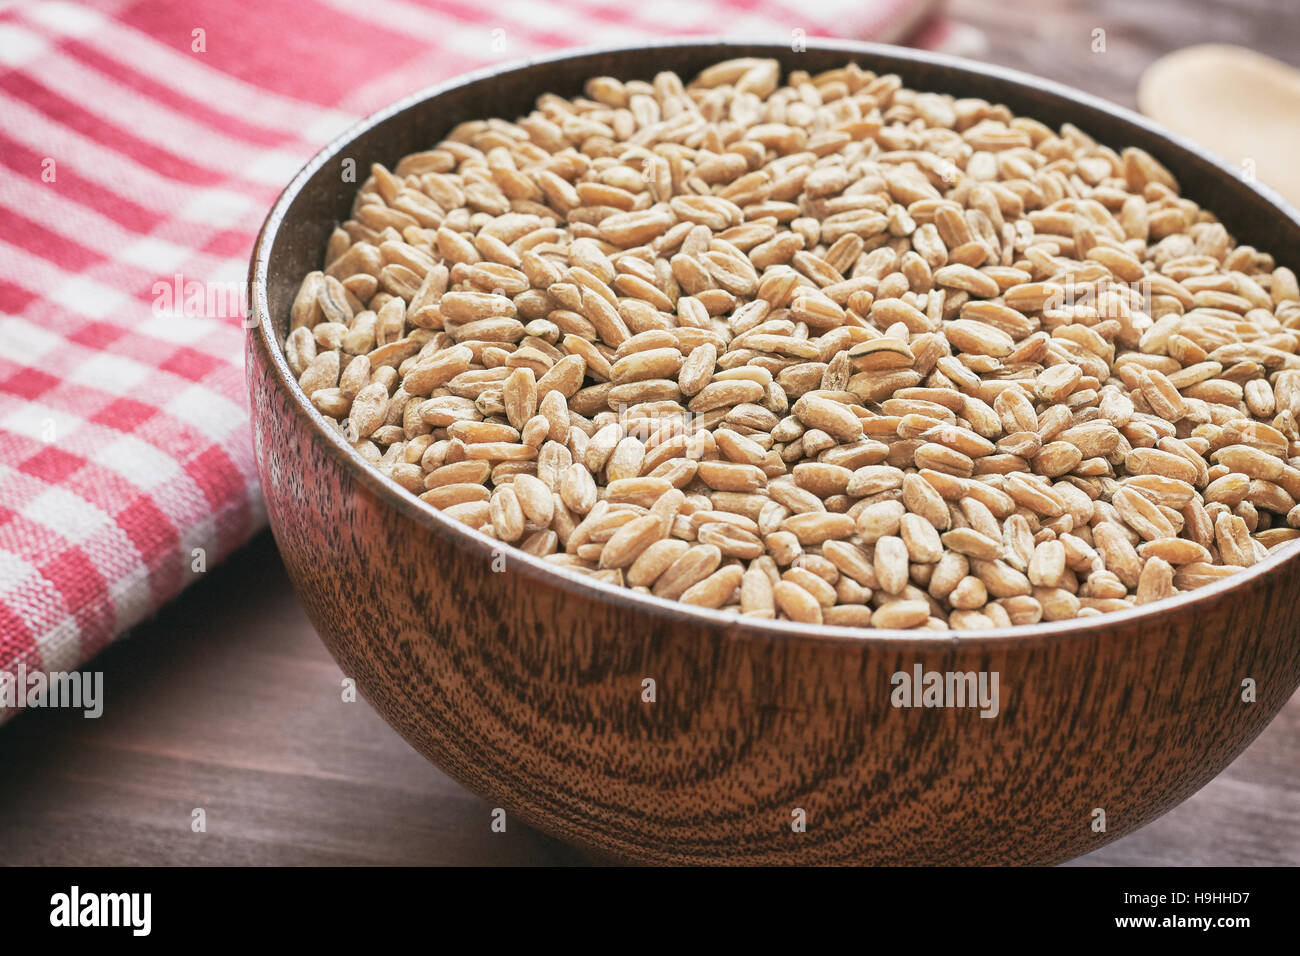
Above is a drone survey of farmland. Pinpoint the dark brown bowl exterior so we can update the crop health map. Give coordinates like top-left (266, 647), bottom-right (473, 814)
top-left (248, 40), bottom-right (1300, 864)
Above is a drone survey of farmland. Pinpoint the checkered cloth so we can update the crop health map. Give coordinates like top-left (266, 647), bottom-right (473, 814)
top-left (0, 0), bottom-right (976, 720)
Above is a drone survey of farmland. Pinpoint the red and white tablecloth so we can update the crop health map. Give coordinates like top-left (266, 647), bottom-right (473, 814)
top-left (0, 0), bottom-right (978, 720)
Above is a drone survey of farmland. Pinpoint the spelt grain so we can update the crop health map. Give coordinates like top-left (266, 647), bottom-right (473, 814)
top-left (285, 56), bottom-right (1300, 629)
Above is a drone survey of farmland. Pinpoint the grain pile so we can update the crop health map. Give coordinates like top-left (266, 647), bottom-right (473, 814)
top-left (283, 57), bottom-right (1300, 630)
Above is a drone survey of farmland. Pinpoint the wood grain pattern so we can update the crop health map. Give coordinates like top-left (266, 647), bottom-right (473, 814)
top-left (246, 40), bottom-right (1300, 865)
top-left (0, 534), bottom-right (583, 866)
top-left (950, 0), bottom-right (1300, 112)
top-left (0, 532), bottom-right (1294, 865)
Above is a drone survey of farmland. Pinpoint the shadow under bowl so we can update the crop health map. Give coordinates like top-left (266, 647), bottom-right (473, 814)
top-left (247, 39), bottom-right (1300, 865)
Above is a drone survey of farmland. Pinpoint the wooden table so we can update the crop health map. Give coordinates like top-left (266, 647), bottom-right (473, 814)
top-left (4, 0), bottom-right (1299, 866)
top-left (2, 531), bottom-right (1296, 865)
top-left (951, 0), bottom-right (1298, 112)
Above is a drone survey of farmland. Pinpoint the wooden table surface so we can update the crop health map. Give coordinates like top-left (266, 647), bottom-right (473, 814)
top-left (951, 0), bottom-right (1298, 112)
top-left (3, 531), bottom-right (1297, 865)
top-left (3, 0), bottom-right (1299, 867)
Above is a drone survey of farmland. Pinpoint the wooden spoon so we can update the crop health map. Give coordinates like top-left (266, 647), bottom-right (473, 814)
top-left (1140, 44), bottom-right (1300, 207)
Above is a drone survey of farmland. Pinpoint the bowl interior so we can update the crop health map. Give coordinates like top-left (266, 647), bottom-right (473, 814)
top-left (259, 40), bottom-right (1300, 342)
top-left (252, 39), bottom-right (1300, 644)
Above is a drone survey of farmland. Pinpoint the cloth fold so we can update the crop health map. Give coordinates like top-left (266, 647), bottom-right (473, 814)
top-left (0, 0), bottom-right (971, 721)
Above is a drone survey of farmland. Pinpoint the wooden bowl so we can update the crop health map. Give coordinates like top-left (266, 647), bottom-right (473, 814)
top-left (247, 40), bottom-right (1300, 865)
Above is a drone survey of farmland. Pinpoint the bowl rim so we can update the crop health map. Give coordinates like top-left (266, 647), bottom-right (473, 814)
top-left (249, 36), bottom-right (1300, 649)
